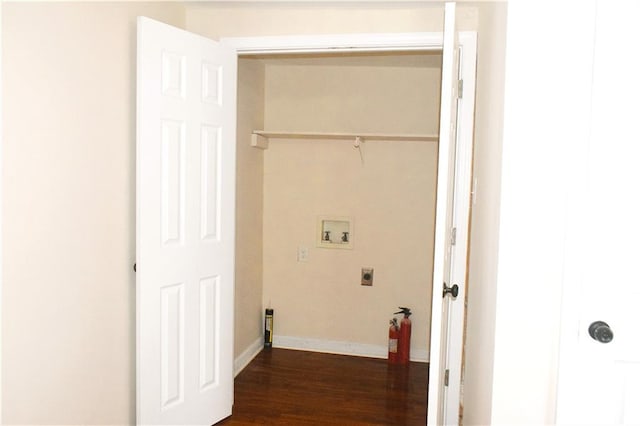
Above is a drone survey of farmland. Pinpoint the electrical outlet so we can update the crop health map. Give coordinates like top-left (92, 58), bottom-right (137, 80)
top-left (297, 246), bottom-right (309, 262)
top-left (361, 267), bottom-right (374, 286)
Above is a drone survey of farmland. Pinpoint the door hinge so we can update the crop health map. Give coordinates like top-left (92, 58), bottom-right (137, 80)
top-left (457, 79), bottom-right (463, 99)
top-left (451, 227), bottom-right (457, 246)
top-left (444, 369), bottom-right (450, 387)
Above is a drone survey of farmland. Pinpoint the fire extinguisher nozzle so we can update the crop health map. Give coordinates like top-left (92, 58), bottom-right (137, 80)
top-left (394, 307), bottom-right (412, 317)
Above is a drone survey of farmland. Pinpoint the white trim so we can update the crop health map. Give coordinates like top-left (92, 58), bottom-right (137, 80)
top-left (222, 32), bottom-right (444, 55)
top-left (195, 0), bottom-right (439, 2)
top-left (234, 337), bottom-right (264, 377)
top-left (274, 335), bottom-right (429, 363)
top-left (222, 29), bottom-right (477, 420)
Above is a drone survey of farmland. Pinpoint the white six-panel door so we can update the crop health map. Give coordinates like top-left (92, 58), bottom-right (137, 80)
top-left (136, 17), bottom-right (236, 425)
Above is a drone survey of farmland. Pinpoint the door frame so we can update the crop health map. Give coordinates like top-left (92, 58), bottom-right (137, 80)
top-left (223, 30), bottom-right (477, 422)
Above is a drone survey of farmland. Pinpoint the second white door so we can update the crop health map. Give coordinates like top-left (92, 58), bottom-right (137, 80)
top-left (137, 17), bottom-right (237, 425)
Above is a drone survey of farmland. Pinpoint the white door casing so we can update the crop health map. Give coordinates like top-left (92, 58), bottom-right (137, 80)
top-left (227, 33), bottom-right (476, 424)
top-left (556, 1), bottom-right (640, 424)
top-left (228, 28), bottom-right (475, 425)
top-left (137, 17), bottom-right (236, 425)
top-left (427, 3), bottom-right (476, 425)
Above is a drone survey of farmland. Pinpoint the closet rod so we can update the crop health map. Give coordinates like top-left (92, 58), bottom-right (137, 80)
top-left (251, 130), bottom-right (439, 149)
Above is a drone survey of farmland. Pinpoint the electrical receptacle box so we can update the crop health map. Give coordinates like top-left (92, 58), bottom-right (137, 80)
top-left (297, 246), bottom-right (309, 262)
top-left (361, 267), bottom-right (374, 286)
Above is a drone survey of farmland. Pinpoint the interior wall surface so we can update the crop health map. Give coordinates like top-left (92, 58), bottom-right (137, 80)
top-left (260, 56), bottom-right (441, 359)
top-left (462, 2), bottom-right (507, 425)
top-left (235, 58), bottom-right (265, 360)
top-left (185, 3), bottom-right (479, 40)
top-left (1, 3), bottom-right (185, 424)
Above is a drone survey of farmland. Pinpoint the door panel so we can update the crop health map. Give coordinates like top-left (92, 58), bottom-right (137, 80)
top-left (556, 1), bottom-right (640, 424)
top-left (427, 3), bottom-right (467, 425)
top-left (137, 17), bottom-right (237, 425)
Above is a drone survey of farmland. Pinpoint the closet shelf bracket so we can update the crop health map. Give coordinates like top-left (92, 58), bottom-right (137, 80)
top-left (251, 133), bottom-right (269, 149)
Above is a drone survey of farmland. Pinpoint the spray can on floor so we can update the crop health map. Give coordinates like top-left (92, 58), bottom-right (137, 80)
top-left (264, 308), bottom-right (274, 348)
top-left (395, 307), bottom-right (412, 364)
top-left (388, 318), bottom-right (400, 364)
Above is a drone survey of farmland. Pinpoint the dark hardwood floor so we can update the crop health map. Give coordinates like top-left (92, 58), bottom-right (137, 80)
top-left (219, 348), bottom-right (429, 425)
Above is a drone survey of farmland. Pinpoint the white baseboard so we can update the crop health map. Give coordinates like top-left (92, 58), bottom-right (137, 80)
top-left (234, 336), bottom-right (263, 377)
top-left (274, 335), bottom-right (429, 363)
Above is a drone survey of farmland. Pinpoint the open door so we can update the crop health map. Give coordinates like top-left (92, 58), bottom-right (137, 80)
top-left (427, 3), bottom-right (473, 425)
top-left (136, 17), bottom-right (237, 425)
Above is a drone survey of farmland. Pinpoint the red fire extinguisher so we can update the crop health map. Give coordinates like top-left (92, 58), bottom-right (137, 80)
top-left (395, 307), bottom-right (412, 365)
top-left (388, 318), bottom-right (400, 364)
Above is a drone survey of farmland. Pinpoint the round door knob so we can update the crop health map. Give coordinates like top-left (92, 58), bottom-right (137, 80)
top-left (443, 283), bottom-right (459, 298)
top-left (588, 321), bottom-right (613, 343)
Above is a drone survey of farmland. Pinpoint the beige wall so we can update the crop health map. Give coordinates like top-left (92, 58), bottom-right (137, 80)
top-left (235, 58), bottom-right (265, 358)
top-left (260, 56), bottom-right (440, 358)
top-left (1, 2), bottom-right (185, 424)
top-left (462, 2), bottom-right (507, 425)
top-left (263, 55), bottom-right (442, 135)
top-left (185, 2), bottom-right (479, 40)
top-left (186, 2), bottom-right (444, 38)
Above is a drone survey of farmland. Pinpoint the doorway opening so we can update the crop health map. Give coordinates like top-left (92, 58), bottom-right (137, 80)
top-left (234, 48), bottom-right (440, 419)
top-left (228, 28), bottom-right (476, 425)
top-left (236, 48), bottom-right (441, 355)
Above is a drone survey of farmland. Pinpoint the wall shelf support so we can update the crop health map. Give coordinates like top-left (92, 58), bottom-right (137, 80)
top-left (251, 130), bottom-right (438, 149)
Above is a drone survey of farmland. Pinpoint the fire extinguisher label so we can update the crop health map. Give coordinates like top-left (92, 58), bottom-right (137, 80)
top-left (389, 338), bottom-right (398, 353)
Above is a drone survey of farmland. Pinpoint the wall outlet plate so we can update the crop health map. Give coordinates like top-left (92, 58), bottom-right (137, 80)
top-left (297, 246), bottom-right (309, 262)
top-left (361, 267), bottom-right (374, 286)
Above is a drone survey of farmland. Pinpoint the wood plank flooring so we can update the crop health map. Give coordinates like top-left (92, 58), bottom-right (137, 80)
top-left (219, 348), bottom-right (429, 425)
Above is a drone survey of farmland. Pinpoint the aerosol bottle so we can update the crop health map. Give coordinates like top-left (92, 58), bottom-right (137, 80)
top-left (264, 308), bottom-right (274, 348)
